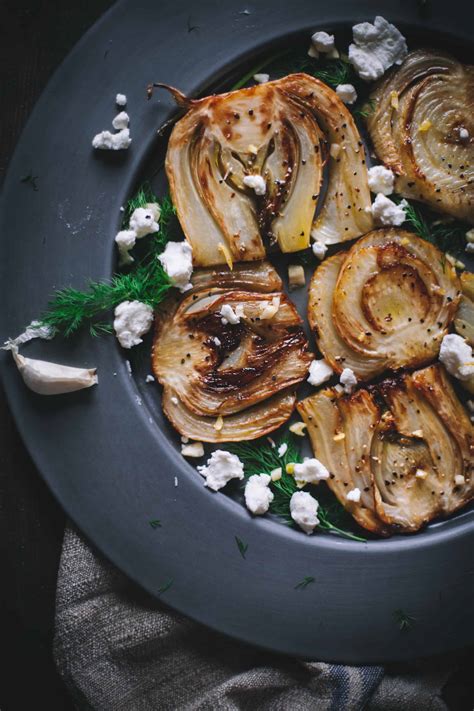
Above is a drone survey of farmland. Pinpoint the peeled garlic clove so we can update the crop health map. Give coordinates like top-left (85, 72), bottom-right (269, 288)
top-left (12, 349), bottom-right (98, 395)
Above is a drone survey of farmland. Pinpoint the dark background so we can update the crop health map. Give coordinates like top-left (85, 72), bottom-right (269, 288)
top-left (0, 3), bottom-right (113, 708)
top-left (0, 2), bottom-right (472, 710)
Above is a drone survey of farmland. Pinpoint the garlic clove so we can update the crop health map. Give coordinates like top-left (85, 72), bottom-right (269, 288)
top-left (12, 348), bottom-right (98, 395)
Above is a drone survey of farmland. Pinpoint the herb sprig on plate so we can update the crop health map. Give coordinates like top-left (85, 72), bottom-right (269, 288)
top-left (39, 185), bottom-right (176, 337)
top-left (397, 198), bottom-right (469, 258)
top-left (228, 435), bottom-right (367, 542)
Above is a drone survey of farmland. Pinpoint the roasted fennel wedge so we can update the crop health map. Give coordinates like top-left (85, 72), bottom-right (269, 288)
top-left (156, 73), bottom-right (372, 266)
top-left (297, 364), bottom-right (473, 535)
top-left (367, 50), bottom-right (474, 223)
top-left (152, 262), bottom-right (312, 441)
top-left (308, 228), bottom-right (460, 380)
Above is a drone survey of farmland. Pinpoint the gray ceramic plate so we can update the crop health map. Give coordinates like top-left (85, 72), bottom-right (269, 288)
top-left (1, 0), bottom-right (473, 663)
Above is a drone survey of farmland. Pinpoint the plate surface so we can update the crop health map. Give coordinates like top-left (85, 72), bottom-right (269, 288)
top-left (1, 0), bottom-right (473, 663)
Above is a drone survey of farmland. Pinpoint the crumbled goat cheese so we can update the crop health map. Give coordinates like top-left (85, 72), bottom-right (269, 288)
top-left (336, 84), bottom-right (358, 105)
top-left (197, 450), bottom-right (244, 491)
top-left (170, 396), bottom-right (179, 405)
top-left (307, 358), bottom-right (334, 387)
top-left (290, 491), bottom-right (320, 534)
top-left (3, 320), bottom-right (55, 351)
top-left (415, 469), bottom-right (428, 480)
top-left (271, 467), bottom-right (282, 481)
top-left (113, 300), bottom-right (154, 349)
top-left (158, 241), bottom-right (193, 292)
top-left (259, 296), bottom-right (280, 320)
top-left (253, 73), bottom-right (270, 83)
top-left (371, 193), bottom-right (407, 226)
top-left (368, 165), bottom-right (395, 196)
top-left (244, 474), bottom-right (274, 515)
top-left (213, 336), bottom-right (221, 346)
top-left (459, 127), bottom-right (469, 140)
top-left (112, 111), bottom-right (130, 130)
top-left (115, 229), bottom-right (137, 266)
top-left (116, 93), bottom-right (127, 106)
top-left (277, 442), bottom-right (288, 458)
top-left (340, 367), bottom-right (357, 394)
top-left (243, 174), bottom-right (266, 195)
top-left (181, 441), bottom-right (205, 458)
top-left (349, 16), bottom-right (407, 81)
top-left (312, 239), bottom-right (328, 260)
top-left (145, 374), bottom-right (155, 383)
top-left (311, 31), bottom-right (335, 53)
top-left (220, 303), bottom-right (244, 325)
top-left (129, 205), bottom-right (160, 238)
top-left (346, 487), bottom-right (361, 502)
top-left (288, 264), bottom-right (305, 290)
top-left (464, 228), bottom-right (474, 243)
top-left (92, 128), bottom-right (131, 150)
top-left (439, 334), bottom-right (474, 381)
top-left (293, 458), bottom-right (330, 485)
top-left (454, 474), bottom-right (466, 487)
top-left (466, 243), bottom-right (474, 254)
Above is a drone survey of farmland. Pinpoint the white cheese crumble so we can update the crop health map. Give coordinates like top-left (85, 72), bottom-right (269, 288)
top-left (116, 93), bottom-right (127, 106)
top-left (459, 127), bottom-right (469, 140)
top-left (112, 111), bottom-right (130, 130)
top-left (415, 469), bottom-right (428, 480)
top-left (113, 300), bottom-right (154, 349)
top-left (293, 457), bottom-right (330, 486)
top-left (307, 358), bottom-right (334, 387)
top-left (290, 491), bottom-right (320, 534)
top-left (371, 193), bottom-right (407, 226)
top-left (197, 450), bottom-right (244, 491)
top-left (336, 83), bottom-right (358, 105)
top-left (213, 336), bottom-right (221, 347)
top-left (340, 367), bottom-right (357, 394)
top-left (349, 16), bottom-right (408, 81)
top-left (465, 229), bottom-right (474, 244)
top-left (220, 303), bottom-right (244, 325)
top-left (277, 442), bottom-right (288, 458)
top-left (170, 396), bottom-right (179, 405)
top-left (312, 239), bottom-right (328, 260)
top-left (145, 374), bottom-right (155, 383)
top-left (115, 229), bottom-right (137, 266)
top-left (439, 334), bottom-right (474, 381)
top-left (311, 31), bottom-right (335, 53)
top-left (466, 243), bottom-right (474, 254)
top-left (244, 473), bottom-right (274, 515)
top-left (158, 241), bottom-right (193, 292)
top-left (346, 487), bottom-right (361, 502)
top-left (243, 174), bottom-right (266, 195)
top-left (253, 73), bottom-right (270, 84)
top-left (181, 441), bottom-right (205, 458)
top-left (368, 165), bottom-right (395, 196)
top-left (454, 474), bottom-right (466, 486)
top-left (129, 205), bottom-right (160, 238)
top-left (92, 128), bottom-right (131, 150)
top-left (259, 296), bottom-right (280, 320)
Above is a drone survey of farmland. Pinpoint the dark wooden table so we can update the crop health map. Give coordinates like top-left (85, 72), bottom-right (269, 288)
top-left (0, 3), bottom-right (473, 710)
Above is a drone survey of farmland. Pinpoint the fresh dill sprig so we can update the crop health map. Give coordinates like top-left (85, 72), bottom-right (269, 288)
top-left (398, 198), bottom-right (468, 256)
top-left (38, 185), bottom-right (176, 337)
top-left (20, 172), bottom-right (39, 191)
top-left (149, 519), bottom-right (162, 529)
top-left (235, 536), bottom-right (248, 559)
top-left (394, 608), bottom-right (416, 631)
top-left (228, 435), bottom-right (367, 542)
top-left (157, 578), bottom-right (173, 595)
top-left (353, 98), bottom-right (376, 118)
top-left (295, 576), bottom-right (315, 590)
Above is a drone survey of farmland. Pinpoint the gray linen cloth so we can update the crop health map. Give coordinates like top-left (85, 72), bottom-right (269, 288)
top-left (54, 525), bottom-right (459, 710)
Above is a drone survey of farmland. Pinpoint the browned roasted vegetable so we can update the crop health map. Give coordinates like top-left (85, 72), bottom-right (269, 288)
top-left (158, 73), bottom-right (372, 266)
top-left (297, 364), bottom-right (474, 535)
top-left (367, 50), bottom-right (474, 222)
top-left (152, 262), bottom-right (312, 441)
top-left (455, 271), bottom-right (474, 346)
top-left (308, 228), bottom-right (460, 380)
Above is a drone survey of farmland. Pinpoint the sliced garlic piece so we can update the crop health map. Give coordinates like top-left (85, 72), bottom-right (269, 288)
top-left (12, 348), bottom-right (98, 395)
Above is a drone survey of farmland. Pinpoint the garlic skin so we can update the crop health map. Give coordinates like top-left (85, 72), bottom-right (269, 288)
top-left (12, 349), bottom-right (98, 395)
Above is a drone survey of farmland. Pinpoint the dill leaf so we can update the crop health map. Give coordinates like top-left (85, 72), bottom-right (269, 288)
top-left (398, 198), bottom-right (468, 256)
top-left (295, 576), bottom-right (315, 590)
top-left (157, 578), bottom-right (173, 594)
top-left (149, 519), bottom-right (162, 529)
top-left (235, 536), bottom-right (248, 559)
top-left (394, 608), bottom-right (416, 631)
